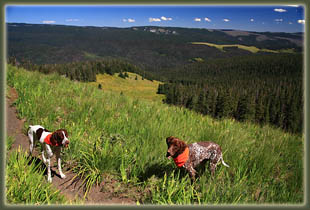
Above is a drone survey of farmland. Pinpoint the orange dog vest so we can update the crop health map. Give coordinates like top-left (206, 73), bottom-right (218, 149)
top-left (173, 147), bottom-right (189, 167)
top-left (44, 134), bottom-right (61, 147)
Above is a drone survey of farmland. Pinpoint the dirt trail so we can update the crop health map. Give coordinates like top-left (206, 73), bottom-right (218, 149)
top-left (6, 87), bottom-right (137, 205)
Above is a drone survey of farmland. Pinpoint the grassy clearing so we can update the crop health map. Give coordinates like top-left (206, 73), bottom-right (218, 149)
top-left (90, 72), bottom-right (165, 102)
top-left (6, 65), bottom-right (304, 204)
top-left (191, 42), bottom-right (293, 54)
top-left (6, 142), bottom-right (67, 205)
top-left (83, 51), bottom-right (103, 60)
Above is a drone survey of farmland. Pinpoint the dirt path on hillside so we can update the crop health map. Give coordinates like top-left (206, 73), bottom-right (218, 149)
top-left (6, 87), bottom-right (137, 205)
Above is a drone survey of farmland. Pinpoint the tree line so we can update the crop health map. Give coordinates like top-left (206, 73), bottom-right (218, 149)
top-left (8, 57), bottom-right (157, 82)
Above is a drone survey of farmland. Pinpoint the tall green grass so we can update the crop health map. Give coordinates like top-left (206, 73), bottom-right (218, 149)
top-left (6, 65), bottom-right (304, 204)
top-left (6, 144), bottom-right (66, 205)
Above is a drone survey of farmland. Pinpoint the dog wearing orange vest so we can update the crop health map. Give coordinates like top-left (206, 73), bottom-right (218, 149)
top-left (166, 136), bottom-right (229, 180)
top-left (28, 125), bottom-right (70, 183)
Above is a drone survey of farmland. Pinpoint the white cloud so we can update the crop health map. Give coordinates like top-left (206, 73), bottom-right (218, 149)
top-left (274, 8), bottom-right (287, 12)
top-left (123, 18), bottom-right (135, 23)
top-left (161, 16), bottom-right (172, 21)
top-left (250, 18), bottom-right (254, 22)
top-left (298, 19), bottom-right (305, 24)
top-left (194, 18), bottom-right (201, 22)
top-left (66, 19), bottom-right (79, 22)
top-left (288, 22), bottom-right (293, 24)
top-left (42, 20), bottom-right (56, 24)
top-left (223, 19), bottom-right (230, 22)
top-left (274, 18), bottom-right (283, 22)
top-left (285, 5), bottom-right (300, 7)
top-left (204, 17), bottom-right (211, 22)
top-left (149, 17), bottom-right (161, 22)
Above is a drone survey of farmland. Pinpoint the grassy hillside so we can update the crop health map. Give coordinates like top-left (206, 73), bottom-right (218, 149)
top-left (90, 72), bottom-right (165, 102)
top-left (6, 65), bottom-right (304, 204)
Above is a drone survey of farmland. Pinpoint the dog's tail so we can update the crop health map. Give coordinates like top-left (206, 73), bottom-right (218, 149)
top-left (27, 125), bottom-right (33, 134)
top-left (221, 156), bottom-right (230, 167)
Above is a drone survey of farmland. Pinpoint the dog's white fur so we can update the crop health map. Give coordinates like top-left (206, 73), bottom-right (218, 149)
top-left (28, 125), bottom-right (69, 183)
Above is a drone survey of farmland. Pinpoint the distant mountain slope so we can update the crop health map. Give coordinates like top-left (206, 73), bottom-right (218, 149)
top-left (7, 23), bottom-right (303, 71)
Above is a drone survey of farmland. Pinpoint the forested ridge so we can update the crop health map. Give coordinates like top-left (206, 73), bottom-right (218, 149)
top-left (157, 54), bottom-right (303, 134)
top-left (7, 23), bottom-right (304, 134)
top-left (7, 23), bottom-right (302, 71)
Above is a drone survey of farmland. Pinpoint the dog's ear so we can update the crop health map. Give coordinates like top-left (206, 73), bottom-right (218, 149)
top-left (51, 130), bottom-right (63, 145)
top-left (175, 139), bottom-right (187, 155)
top-left (166, 136), bottom-right (175, 145)
top-left (51, 131), bottom-right (59, 145)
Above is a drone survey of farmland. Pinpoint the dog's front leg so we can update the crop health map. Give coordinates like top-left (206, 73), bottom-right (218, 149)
top-left (46, 158), bottom-right (52, 183)
top-left (188, 166), bottom-right (197, 181)
top-left (56, 149), bottom-right (66, 179)
top-left (42, 150), bottom-right (47, 164)
top-left (45, 145), bottom-right (53, 183)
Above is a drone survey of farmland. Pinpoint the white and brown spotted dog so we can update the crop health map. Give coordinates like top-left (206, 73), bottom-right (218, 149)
top-left (166, 136), bottom-right (229, 180)
top-left (28, 125), bottom-right (70, 183)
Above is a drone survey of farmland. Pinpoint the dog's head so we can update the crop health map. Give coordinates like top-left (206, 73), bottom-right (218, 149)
top-left (51, 129), bottom-right (70, 148)
top-left (166, 136), bottom-right (187, 159)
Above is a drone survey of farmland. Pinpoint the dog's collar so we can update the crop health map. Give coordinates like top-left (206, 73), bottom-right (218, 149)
top-left (44, 134), bottom-right (61, 147)
top-left (173, 147), bottom-right (189, 168)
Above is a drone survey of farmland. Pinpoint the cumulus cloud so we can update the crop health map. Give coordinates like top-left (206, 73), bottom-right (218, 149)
top-left (204, 17), bottom-right (211, 22)
top-left (274, 8), bottom-right (287, 12)
top-left (223, 19), bottom-right (230, 22)
top-left (250, 18), bottom-right (254, 22)
top-left (42, 20), bottom-right (56, 24)
top-left (66, 19), bottom-right (79, 22)
top-left (161, 16), bottom-right (172, 21)
top-left (149, 17), bottom-right (161, 22)
top-left (298, 19), bottom-right (305, 24)
top-left (194, 18), bottom-right (201, 22)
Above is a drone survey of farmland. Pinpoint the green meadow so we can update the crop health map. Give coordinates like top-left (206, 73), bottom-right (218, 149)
top-left (191, 42), bottom-right (295, 54)
top-left (90, 72), bottom-right (164, 102)
top-left (6, 65), bottom-right (304, 205)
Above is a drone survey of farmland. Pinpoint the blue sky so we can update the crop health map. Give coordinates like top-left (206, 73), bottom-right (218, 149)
top-left (5, 5), bottom-right (305, 32)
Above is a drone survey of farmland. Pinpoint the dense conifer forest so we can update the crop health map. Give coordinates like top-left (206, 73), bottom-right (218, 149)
top-left (157, 54), bottom-right (303, 134)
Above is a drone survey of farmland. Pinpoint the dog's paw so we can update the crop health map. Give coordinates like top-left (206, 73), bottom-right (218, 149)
top-left (60, 173), bottom-right (66, 179)
top-left (47, 177), bottom-right (52, 183)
